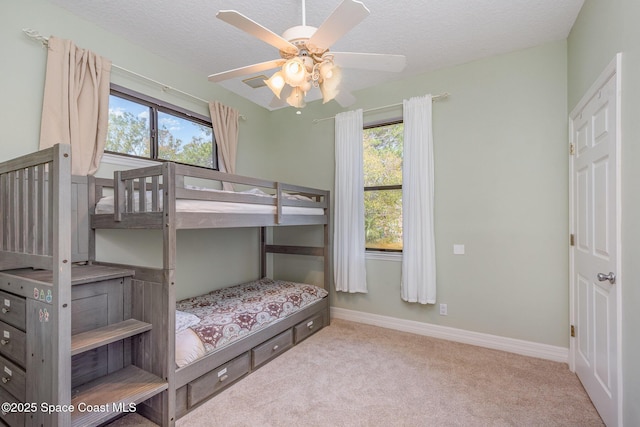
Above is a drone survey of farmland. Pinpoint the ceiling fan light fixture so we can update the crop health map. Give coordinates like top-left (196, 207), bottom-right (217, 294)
top-left (319, 61), bottom-right (334, 80)
top-left (300, 54), bottom-right (315, 71)
top-left (320, 83), bottom-right (339, 104)
top-left (283, 58), bottom-right (308, 87)
top-left (319, 65), bottom-right (341, 103)
top-left (286, 86), bottom-right (307, 108)
top-left (264, 71), bottom-right (286, 98)
top-left (300, 80), bottom-right (312, 93)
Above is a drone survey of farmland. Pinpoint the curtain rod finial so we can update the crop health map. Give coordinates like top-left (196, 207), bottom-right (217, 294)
top-left (23, 28), bottom-right (49, 46)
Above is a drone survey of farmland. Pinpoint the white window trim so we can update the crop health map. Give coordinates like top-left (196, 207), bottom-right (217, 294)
top-left (101, 152), bottom-right (160, 168)
top-left (365, 251), bottom-right (402, 262)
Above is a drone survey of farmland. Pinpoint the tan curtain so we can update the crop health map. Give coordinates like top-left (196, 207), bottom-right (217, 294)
top-left (209, 101), bottom-right (240, 191)
top-left (39, 36), bottom-right (112, 175)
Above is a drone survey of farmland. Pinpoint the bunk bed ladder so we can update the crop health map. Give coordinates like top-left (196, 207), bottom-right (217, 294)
top-left (86, 163), bottom-right (177, 426)
top-left (68, 266), bottom-right (168, 427)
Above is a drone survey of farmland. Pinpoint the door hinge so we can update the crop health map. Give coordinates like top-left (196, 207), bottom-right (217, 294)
top-left (571, 325), bottom-right (575, 337)
top-left (570, 234), bottom-right (575, 246)
top-left (570, 143), bottom-right (575, 155)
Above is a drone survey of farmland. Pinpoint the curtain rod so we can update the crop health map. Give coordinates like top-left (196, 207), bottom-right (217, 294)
top-left (22, 28), bottom-right (247, 121)
top-left (312, 92), bottom-right (449, 124)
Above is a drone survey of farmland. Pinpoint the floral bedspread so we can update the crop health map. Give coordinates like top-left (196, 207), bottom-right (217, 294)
top-left (176, 278), bottom-right (328, 353)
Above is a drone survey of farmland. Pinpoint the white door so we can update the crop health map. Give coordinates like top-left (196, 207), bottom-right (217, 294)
top-left (569, 54), bottom-right (621, 427)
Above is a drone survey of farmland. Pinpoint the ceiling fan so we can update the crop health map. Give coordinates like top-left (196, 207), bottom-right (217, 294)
top-left (208, 0), bottom-right (406, 108)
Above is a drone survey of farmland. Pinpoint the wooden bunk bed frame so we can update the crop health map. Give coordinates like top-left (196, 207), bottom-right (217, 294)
top-left (0, 145), bottom-right (165, 427)
top-left (0, 144), bottom-right (74, 426)
top-left (0, 144), bottom-right (331, 426)
top-left (88, 161), bottom-right (331, 425)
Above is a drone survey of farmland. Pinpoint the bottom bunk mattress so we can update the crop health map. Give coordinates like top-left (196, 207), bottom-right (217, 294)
top-left (174, 278), bottom-right (328, 368)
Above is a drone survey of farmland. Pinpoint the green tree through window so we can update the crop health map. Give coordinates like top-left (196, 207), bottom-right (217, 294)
top-left (107, 98), bottom-right (150, 157)
top-left (106, 85), bottom-right (216, 169)
top-left (364, 121), bottom-right (403, 251)
top-left (157, 112), bottom-right (214, 168)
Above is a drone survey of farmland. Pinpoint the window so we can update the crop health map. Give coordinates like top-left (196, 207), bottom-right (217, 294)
top-left (364, 120), bottom-right (403, 251)
top-left (106, 84), bottom-right (216, 169)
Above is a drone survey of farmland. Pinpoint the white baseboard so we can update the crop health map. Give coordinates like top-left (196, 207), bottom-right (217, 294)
top-left (330, 307), bottom-right (568, 364)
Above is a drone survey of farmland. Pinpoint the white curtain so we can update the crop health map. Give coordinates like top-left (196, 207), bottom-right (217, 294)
top-left (401, 95), bottom-right (436, 304)
top-left (334, 109), bottom-right (368, 293)
top-left (39, 36), bottom-right (112, 175)
top-left (209, 101), bottom-right (240, 191)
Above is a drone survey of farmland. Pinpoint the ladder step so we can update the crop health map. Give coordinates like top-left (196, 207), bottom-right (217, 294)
top-left (71, 319), bottom-right (152, 356)
top-left (71, 365), bottom-right (167, 427)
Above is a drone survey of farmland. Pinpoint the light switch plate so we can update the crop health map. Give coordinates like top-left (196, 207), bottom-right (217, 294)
top-left (453, 244), bottom-right (465, 255)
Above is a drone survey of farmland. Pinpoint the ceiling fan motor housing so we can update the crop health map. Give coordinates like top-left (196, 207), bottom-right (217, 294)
top-left (281, 25), bottom-right (326, 55)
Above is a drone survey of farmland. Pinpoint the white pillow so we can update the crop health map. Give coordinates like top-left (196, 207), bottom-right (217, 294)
top-left (284, 193), bottom-right (313, 201)
top-left (175, 328), bottom-right (206, 368)
top-left (184, 184), bottom-right (220, 192)
top-left (176, 310), bottom-right (200, 333)
top-left (240, 187), bottom-right (272, 197)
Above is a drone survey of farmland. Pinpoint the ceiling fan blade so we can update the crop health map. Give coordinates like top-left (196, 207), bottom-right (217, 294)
top-left (208, 59), bottom-right (285, 82)
top-left (331, 52), bottom-right (406, 72)
top-left (307, 0), bottom-right (370, 50)
top-left (335, 90), bottom-right (356, 107)
top-left (217, 10), bottom-right (298, 55)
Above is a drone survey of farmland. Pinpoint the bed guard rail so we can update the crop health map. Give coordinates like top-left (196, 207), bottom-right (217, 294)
top-left (93, 162), bottom-right (329, 225)
top-left (0, 144), bottom-right (71, 270)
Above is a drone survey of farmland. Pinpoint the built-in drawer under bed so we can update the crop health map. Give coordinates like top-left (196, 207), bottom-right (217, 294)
top-left (175, 278), bottom-right (328, 368)
top-left (175, 305), bottom-right (328, 418)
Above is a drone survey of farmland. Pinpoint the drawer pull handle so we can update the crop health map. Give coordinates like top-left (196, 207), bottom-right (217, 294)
top-left (1, 308), bottom-right (8, 314)
top-left (0, 339), bottom-right (8, 346)
top-left (218, 374), bottom-right (228, 383)
top-left (272, 344), bottom-right (279, 352)
top-left (1, 377), bottom-right (10, 384)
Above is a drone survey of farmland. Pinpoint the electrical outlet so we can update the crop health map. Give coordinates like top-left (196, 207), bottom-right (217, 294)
top-left (439, 303), bottom-right (448, 315)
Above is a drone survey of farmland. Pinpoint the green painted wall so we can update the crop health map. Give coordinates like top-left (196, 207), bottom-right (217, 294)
top-left (568, 1), bottom-right (640, 424)
top-left (271, 41), bottom-right (570, 349)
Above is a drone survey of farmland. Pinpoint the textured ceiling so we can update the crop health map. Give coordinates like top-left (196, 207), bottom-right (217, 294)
top-left (46, 0), bottom-right (584, 110)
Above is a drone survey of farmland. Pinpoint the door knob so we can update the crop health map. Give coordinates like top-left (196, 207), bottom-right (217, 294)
top-left (597, 272), bottom-right (616, 284)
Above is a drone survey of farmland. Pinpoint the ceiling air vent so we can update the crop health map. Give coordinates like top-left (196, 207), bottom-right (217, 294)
top-left (242, 75), bottom-right (268, 89)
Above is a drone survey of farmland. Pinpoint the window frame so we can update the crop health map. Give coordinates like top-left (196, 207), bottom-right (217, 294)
top-left (363, 118), bottom-right (403, 254)
top-left (107, 83), bottom-right (217, 170)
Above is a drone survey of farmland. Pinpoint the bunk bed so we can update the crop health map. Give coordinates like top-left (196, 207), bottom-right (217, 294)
top-left (89, 161), bottom-right (331, 425)
top-left (0, 145), bottom-right (331, 427)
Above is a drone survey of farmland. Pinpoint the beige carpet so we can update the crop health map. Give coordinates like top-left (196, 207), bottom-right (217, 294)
top-left (109, 319), bottom-right (603, 427)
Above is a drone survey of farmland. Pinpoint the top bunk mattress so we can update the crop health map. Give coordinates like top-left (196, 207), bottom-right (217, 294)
top-left (175, 278), bottom-right (328, 368)
top-left (94, 187), bottom-right (325, 216)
